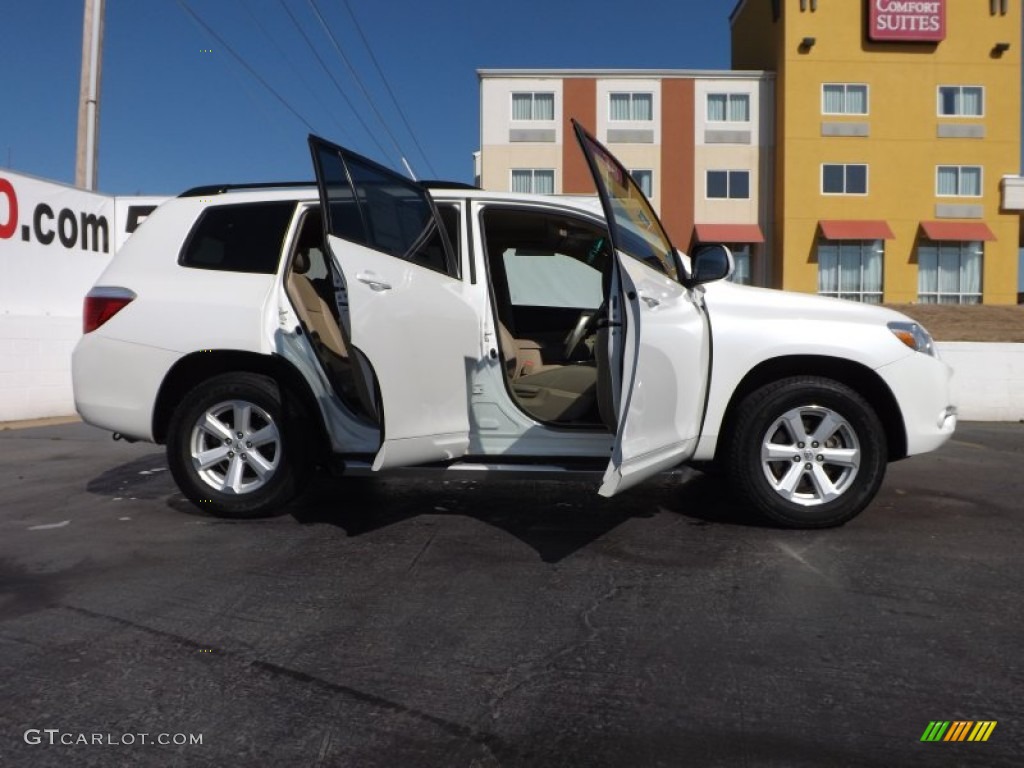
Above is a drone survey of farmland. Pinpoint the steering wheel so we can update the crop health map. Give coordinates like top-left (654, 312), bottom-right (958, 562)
top-left (563, 305), bottom-right (602, 360)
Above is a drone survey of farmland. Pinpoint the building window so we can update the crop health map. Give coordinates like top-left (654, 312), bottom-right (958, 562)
top-left (817, 239), bottom-right (883, 303)
top-left (822, 84), bottom-right (868, 115)
top-left (918, 240), bottom-right (983, 304)
top-left (630, 169), bottom-right (653, 197)
top-left (511, 92), bottom-right (555, 121)
top-left (707, 170), bottom-right (750, 199)
top-left (726, 244), bottom-right (753, 285)
top-left (936, 165), bottom-right (982, 197)
top-left (510, 169), bottom-right (555, 195)
top-left (707, 93), bottom-right (750, 122)
top-left (822, 164), bottom-right (868, 195)
top-left (938, 86), bottom-right (983, 117)
top-left (609, 92), bottom-right (653, 121)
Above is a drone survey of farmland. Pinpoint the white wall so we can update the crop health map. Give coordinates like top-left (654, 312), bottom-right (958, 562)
top-left (0, 316), bottom-right (80, 421)
top-left (936, 342), bottom-right (1024, 422)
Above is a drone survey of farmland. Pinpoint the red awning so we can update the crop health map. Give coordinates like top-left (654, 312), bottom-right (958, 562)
top-left (818, 220), bottom-right (895, 240)
top-left (693, 224), bottom-right (764, 243)
top-left (920, 221), bottom-right (997, 242)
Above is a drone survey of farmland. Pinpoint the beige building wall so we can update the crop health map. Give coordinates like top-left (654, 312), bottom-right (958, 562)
top-left (479, 70), bottom-right (774, 283)
top-left (480, 77), bottom-right (564, 192)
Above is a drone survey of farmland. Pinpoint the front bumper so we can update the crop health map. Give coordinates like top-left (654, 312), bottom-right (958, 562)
top-left (876, 350), bottom-right (956, 457)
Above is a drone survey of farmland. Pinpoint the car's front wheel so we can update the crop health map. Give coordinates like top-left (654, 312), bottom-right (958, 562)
top-left (167, 373), bottom-right (307, 518)
top-left (724, 376), bottom-right (887, 528)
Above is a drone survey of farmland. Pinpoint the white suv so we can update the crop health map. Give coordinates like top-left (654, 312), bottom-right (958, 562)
top-left (72, 124), bottom-right (956, 528)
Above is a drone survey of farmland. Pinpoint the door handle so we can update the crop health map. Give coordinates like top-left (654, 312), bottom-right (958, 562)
top-left (639, 293), bottom-right (660, 308)
top-left (356, 273), bottom-right (392, 292)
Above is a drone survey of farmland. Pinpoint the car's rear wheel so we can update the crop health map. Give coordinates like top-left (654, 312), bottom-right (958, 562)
top-left (724, 376), bottom-right (887, 528)
top-left (167, 373), bottom-right (306, 518)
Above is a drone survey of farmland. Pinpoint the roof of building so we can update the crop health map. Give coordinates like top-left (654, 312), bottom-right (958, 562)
top-left (476, 68), bottom-right (772, 80)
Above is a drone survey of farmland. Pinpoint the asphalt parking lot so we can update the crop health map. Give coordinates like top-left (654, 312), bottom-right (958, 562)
top-left (0, 421), bottom-right (1021, 767)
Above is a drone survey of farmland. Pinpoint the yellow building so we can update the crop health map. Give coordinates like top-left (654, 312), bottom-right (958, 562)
top-left (732, 0), bottom-right (1021, 304)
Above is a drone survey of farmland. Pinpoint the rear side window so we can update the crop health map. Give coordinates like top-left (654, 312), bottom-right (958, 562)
top-left (313, 141), bottom-right (456, 277)
top-left (180, 201), bottom-right (296, 273)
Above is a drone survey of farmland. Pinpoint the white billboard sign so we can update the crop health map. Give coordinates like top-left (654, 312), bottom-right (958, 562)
top-left (0, 170), bottom-right (164, 316)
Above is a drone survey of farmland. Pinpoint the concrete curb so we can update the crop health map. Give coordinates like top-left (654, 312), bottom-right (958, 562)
top-left (0, 415), bottom-right (82, 431)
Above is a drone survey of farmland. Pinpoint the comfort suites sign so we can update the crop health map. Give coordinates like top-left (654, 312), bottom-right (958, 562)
top-left (868, 0), bottom-right (946, 42)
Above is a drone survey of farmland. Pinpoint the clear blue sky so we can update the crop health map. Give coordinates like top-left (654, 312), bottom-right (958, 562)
top-left (1, 1), bottom-right (1021, 289)
top-left (0, 0), bottom-right (735, 194)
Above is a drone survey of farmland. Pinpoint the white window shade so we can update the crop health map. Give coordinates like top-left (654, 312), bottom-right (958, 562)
top-left (818, 240), bottom-right (883, 303)
top-left (918, 241), bottom-right (982, 304)
top-left (728, 94), bottom-right (749, 122)
top-left (937, 166), bottom-right (982, 196)
top-left (939, 86), bottom-right (983, 116)
top-left (708, 93), bottom-right (750, 122)
top-left (823, 85), bottom-right (844, 113)
top-left (610, 92), bottom-right (652, 121)
top-left (511, 94), bottom-right (532, 120)
top-left (846, 85), bottom-right (867, 114)
top-left (511, 170), bottom-right (532, 193)
top-left (533, 93), bottom-right (554, 120)
top-left (610, 93), bottom-right (629, 120)
top-left (533, 170), bottom-right (554, 195)
top-left (823, 84), bottom-right (867, 115)
top-left (633, 93), bottom-right (653, 121)
top-left (707, 93), bottom-right (726, 121)
top-left (511, 92), bottom-right (555, 121)
top-left (960, 167), bottom-right (981, 195)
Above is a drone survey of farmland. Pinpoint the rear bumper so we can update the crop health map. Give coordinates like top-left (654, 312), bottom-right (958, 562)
top-left (72, 334), bottom-right (182, 443)
top-left (876, 350), bottom-right (956, 457)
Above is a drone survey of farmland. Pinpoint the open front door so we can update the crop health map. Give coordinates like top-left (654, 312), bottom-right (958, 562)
top-left (571, 121), bottom-right (711, 496)
top-left (309, 135), bottom-right (479, 471)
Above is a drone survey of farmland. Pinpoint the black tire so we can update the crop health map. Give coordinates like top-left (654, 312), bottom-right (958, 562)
top-left (166, 373), bottom-right (308, 518)
top-left (723, 376), bottom-right (887, 528)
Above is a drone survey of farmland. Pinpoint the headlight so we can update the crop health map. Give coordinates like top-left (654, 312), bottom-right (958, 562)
top-left (888, 321), bottom-right (936, 357)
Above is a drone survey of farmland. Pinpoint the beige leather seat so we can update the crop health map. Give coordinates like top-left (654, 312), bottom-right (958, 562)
top-left (496, 322), bottom-right (560, 378)
top-left (497, 321), bottom-right (597, 422)
top-left (287, 248), bottom-right (378, 422)
top-left (288, 249), bottom-right (348, 362)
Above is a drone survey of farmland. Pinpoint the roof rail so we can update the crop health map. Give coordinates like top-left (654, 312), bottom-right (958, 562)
top-left (179, 179), bottom-right (480, 198)
top-left (420, 180), bottom-right (480, 190)
top-left (178, 181), bottom-right (315, 198)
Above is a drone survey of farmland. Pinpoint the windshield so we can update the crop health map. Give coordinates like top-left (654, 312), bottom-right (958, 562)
top-left (573, 122), bottom-right (679, 282)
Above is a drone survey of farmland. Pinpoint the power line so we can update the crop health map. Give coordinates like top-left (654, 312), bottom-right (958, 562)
top-left (340, 0), bottom-right (438, 177)
top-left (308, 0), bottom-right (416, 177)
top-left (275, 0), bottom-right (396, 166)
top-left (177, 0), bottom-right (315, 132)
top-left (237, 0), bottom-right (347, 142)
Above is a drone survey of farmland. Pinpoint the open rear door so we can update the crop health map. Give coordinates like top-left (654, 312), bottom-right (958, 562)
top-left (309, 135), bottom-right (479, 470)
top-left (571, 121), bottom-right (711, 496)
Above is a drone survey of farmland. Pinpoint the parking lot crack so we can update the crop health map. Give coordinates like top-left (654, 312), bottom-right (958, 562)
top-left (485, 579), bottom-right (627, 723)
top-left (58, 603), bottom-right (516, 762)
top-left (406, 530), bottom-right (437, 573)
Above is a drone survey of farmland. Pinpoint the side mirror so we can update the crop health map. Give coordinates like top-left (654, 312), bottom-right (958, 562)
top-left (690, 244), bottom-right (734, 285)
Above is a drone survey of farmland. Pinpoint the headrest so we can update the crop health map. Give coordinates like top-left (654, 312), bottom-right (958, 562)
top-left (292, 250), bottom-right (311, 274)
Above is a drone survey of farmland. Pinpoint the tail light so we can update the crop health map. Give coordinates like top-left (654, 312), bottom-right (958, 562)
top-left (83, 287), bottom-right (136, 333)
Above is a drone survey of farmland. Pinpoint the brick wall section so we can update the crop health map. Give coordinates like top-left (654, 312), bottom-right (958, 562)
top-left (561, 79), bottom-right (597, 194)
top-left (660, 79), bottom-right (695, 247)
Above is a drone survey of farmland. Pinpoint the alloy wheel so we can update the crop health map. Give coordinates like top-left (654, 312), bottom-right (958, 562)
top-left (189, 399), bottom-right (281, 494)
top-left (759, 405), bottom-right (861, 507)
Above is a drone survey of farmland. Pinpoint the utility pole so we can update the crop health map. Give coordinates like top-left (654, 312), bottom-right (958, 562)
top-left (75, 0), bottom-right (105, 190)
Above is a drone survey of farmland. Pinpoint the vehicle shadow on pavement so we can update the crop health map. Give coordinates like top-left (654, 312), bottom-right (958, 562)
top-left (287, 470), bottom-right (765, 562)
top-left (84, 455), bottom-right (766, 561)
top-left (85, 452), bottom-right (178, 500)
